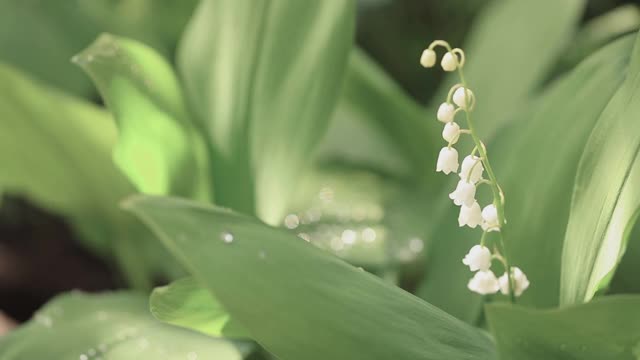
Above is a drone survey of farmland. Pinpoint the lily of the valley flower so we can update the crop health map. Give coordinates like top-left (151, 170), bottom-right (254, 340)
top-left (467, 270), bottom-right (500, 295)
top-left (442, 122), bottom-right (461, 144)
top-left (499, 267), bottom-right (530, 297)
top-left (462, 245), bottom-right (492, 271)
top-left (453, 87), bottom-right (473, 110)
top-left (458, 201), bottom-right (482, 228)
top-left (437, 102), bottom-right (455, 123)
top-left (441, 52), bottom-right (458, 72)
top-left (420, 49), bottom-right (437, 68)
top-left (459, 155), bottom-right (484, 183)
top-left (449, 179), bottom-right (476, 206)
top-left (481, 204), bottom-right (500, 231)
top-left (436, 147), bottom-right (459, 174)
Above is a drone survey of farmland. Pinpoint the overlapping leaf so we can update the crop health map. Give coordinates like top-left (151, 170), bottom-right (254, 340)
top-left (486, 295), bottom-right (640, 360)
top-left (560, 32), bottom-right (640, 305)
top-left (0, 291), bottom-right (253, 359)
top-left (125, 195), bottom-right (497, 360)
top-left (75, 34), bottom-right (211, 201)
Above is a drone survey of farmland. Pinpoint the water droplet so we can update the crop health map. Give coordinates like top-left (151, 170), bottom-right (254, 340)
top-left (80, 354), bottom-right (88, 360)
top-left (341, 229), bottom-right (357, 245)
top-left (362, 227), bottom-right (377, 242)
top-left (98, 343), bottom-right (108, 353)
top-left (221, 231), bottom-right (234, 244)
top-left (298, 233), bottom-right (311, 242)
top-left (187, 352), bottom-right (198, 360)
top-left (409, 237), bottom-right (424, 253)
top-left (35, 313), bottom-right (53, 328)
top-left (330, 236), bottom-right (345, 251)
top-left (87, 348), bottom-right (96, 356)
top-left (258, 250), bottom-right (266, 259)
top-left (96, 311), bottom-right (109, 321)
top-left (284, 214), bottom-right (300, 229)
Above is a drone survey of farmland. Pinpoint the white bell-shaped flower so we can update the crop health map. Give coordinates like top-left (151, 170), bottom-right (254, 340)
top-left (437, 102), bottom-right (455, 123)
top-left (453, 87), bottom-right (473, 110)
top-left (467, 270), bottom-right (500, 295)
top-left (442, 122), bottom-right (461, 144)
top-left (458, 201), bottom-right (482, 228)
top-left (420, 49), bottom-right (437, 68)
top-left (436, 147), bottom-right (459, 174)
top-left (481, 204), bottom-right (500, 231)
top-left (459, 155), bottom-right (484, 183)
top-left (462, 245), bottom-right (492, 271)
top-left (449, 179), bottom-right (476, 206)
top-left (498, 267), bottom-right (530, 297)
top-left (441, 52), bottom-right (458, 72)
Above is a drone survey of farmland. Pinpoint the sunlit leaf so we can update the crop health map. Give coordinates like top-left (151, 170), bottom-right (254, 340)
top-left (74, 34), bottom-right (212, 201)
top-left (150, 277), bottom-right (250, 339)
top-left (178, 0), bottom-right (356, 222)
top-left (0, 291), bottom-right (253, 359)
top-left (486, 295), bottom-right (640, 360)
top-left (560, 32), bottom-right (640, 305)
top-left (125, 195), bottom-right (497, 360)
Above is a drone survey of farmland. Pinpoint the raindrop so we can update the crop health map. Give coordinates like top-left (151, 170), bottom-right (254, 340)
top-left (298, 233), bottom-right (311, 242)
top-left (408, 237), bottom-right (424, 253)
top-left (284, 214), bottom-right (300, 229)
top-left (80, 355), bottom-right (88, 360)
top-left (318, 187), bottom-right (334, 203)
top-left (220, 231), bottom-right (234, 244)
top-left (362, 227), bottom-right (377, 243)
top-left (187, 352), bottom-right (198, 360)
top-left (258, 250), bottom-right (267, 259)
top-left (88, 348), bottom-right (96, 356)
top-left (98, 343), bottom-right (108, 353)
top-left (35, 314), bottom-right (53, 328)
top-left (330, 236), bottom-right (345, 251)
top-left (341, 230), bottom-right (357, 245)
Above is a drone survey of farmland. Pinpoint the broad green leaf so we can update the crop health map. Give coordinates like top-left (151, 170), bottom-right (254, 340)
top-left (560, 32), bottom-right (640, 305)
top-left (431, 0), bottom-right (585, 139)
top-left (150, 277), bottom-right (250, 339)
top-left (0, 62), bottom-right (128, 251)
top-left (0, 0), bottom-right (196, 97)
top-left (417, 35), bottom-right (636, 321)
top-left (558, 4), bottom-right (640, 74)
top-left (178, 0), bottom-right (356, 223)
top-left (0, 291), bottom-right (252, 359)
top-left (486, 295), bottom-right (640, 360)
top-left (75, 34), bottom-right (211, 201)
top-left (125, 195), bottom-right (497, 360)
top-left (318, 49), bottom-right (431, 179)
top-left (0, 63), bottom-right (182, 288)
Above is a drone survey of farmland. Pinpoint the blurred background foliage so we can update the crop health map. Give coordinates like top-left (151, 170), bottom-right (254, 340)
top-left (1, 0), bottom-right (639, 332)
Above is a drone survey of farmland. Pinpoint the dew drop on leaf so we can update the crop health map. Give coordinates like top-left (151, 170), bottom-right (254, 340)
top-left (220, 231), bottom-right (234, 244)
top-left (187, 351), bottom-right (198, 360)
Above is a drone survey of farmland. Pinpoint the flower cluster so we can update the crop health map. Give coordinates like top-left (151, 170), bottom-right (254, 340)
top-left (421, 41), bottom-right (529, 299)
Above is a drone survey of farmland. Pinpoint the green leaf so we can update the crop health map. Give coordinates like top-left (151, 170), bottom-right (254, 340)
top-left (486, 295), bottom-right (640, 360)
top-left (417, 35), bottom-right (636, 321)
top-left (432, 0), bottom-right (586, 139)
top-left (0, 291), bottom-right (253, 359)
top-left (0, 62), bottom-right (128, 251)
top-left (560, 32), bottom-right (640, 305)
top-left (318, 49), bottom-right (429, 179)
top-left (124, 195), bottom-right (497, 360)
top-left (74, 34), bottom-right (212, 201)
top-left (178, 0), bottom-right (356, 222)
top-left (150, 277), bottom-right (250, 339)
top-left (558, 4), bottom-right (640, 73)
top-left (0, 0), bottom-right (196, 97)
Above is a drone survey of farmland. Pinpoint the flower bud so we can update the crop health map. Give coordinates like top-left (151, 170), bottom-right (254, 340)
top-left (459, 155), bottom-right (484, 183)
top-left (462, 245), bottom-right (492, 271)
top-left (449, 179), bottom-right (476, 207)
top-left (499, 267), bottom-right (530, 297)
top-left (442, 122), bottom-right (461, 144)
top-left (436, 147), bottom-right (459, 174)
top-left (481, 204), bottom-right (500, 231)
top-left (453, 87), bottom-right (473, 109)
top-left (420, 49), bottom-right (437, 68)
top-left (437, 102), bottom-right (455, 123)
top-left (441, 52), bottom-right (458, 72)
top-left (458, 201), bottom-right (482, 228)
top-left (467, 270), bottom-right (500, 295)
